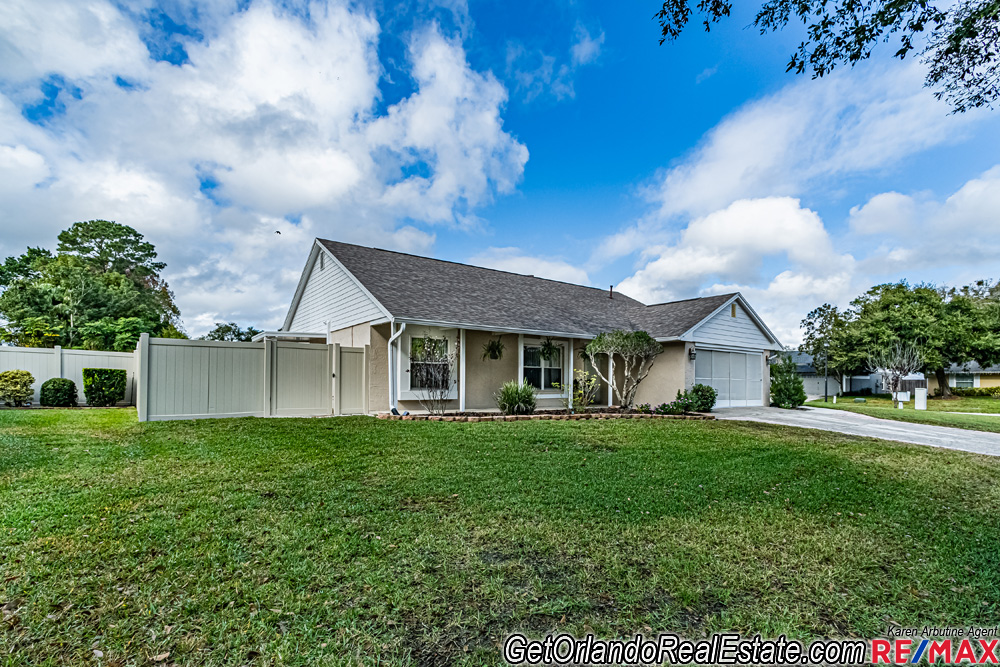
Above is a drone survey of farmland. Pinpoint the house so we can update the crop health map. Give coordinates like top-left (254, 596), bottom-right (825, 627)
top-left (927, 362), bottom-right (1000, 395)
top-left (787, 351), bottom-right (882, 398)
top-left (262, 239), bottom-right (783, 414)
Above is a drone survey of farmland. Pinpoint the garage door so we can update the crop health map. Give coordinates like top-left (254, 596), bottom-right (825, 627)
top-left (695, 349), bottom-right (763, 408)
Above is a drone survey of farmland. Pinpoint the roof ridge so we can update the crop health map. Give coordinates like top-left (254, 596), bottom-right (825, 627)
top-left (318, 238), bottom-right (641, 301)
top-left (643, 292), bottom-right (737, 308)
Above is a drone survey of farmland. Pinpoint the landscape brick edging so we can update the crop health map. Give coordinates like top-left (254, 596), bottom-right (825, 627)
top-left (377, 412), bottom-right (715, 422)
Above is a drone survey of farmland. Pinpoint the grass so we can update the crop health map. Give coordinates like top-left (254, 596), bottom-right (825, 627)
top-left (806, 396), bottom-right (1000, 433)
top-left (2, 409), bottom-right (999, 666)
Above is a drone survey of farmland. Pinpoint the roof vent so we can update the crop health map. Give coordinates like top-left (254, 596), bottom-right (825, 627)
top-left (609, 285), bottom-right (613, 299)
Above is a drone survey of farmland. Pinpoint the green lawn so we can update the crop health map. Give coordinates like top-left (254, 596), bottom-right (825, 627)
top-left (806, 396), bottom-right (1000, 433)
top-left (2, 410), bottom-right (999, 666)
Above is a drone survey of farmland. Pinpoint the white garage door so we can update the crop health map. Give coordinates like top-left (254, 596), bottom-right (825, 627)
top-left (695, 349), bottom-right (763, 408)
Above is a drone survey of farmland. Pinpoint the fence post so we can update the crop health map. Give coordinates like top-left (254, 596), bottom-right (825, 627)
top-left (332, 343), bottom-right (341, 416)
top-left (364, 344), bottom-right (371, 414)
top-left (136, 333), bottom-right (150, 422)
top-left (52, 346), bottom-right (63, 380)
top-left (263, 339), bottom-right (274, 417)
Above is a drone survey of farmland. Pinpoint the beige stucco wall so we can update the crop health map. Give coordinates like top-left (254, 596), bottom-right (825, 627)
top-left (465, 331), bottom-right (520, 410)
top-left (634, 342), bottom-right (692, 406)
top-left (927, 373), bottom-right (1000, 394)
top-left (369, 323), bottom-right (390, 412)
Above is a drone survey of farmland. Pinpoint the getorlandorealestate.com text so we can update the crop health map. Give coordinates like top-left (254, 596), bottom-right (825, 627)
top-left (502, 627), bottom-right (1000, 666)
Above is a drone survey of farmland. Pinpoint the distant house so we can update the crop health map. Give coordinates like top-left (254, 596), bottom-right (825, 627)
top-left (261, 239), bottom-right (784, 413)
top-left (786, 351), bottom-right (882, 398)
top-left (927, 362), bottom-right (1000, 394)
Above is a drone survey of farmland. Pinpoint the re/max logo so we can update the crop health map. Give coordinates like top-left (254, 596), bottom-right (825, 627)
top-left (872, 639), bottom-right (1000, 664)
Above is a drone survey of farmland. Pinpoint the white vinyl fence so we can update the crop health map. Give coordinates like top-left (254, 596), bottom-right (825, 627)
top-left (135, 335), bottom-right (340, 421)
top-left (0, 345), bottom-right (135, 405)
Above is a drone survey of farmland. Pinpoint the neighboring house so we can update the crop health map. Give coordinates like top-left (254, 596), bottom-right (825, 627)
top-left (787, 351), bottom-right (882, 398)
top-left (263, 240), bottom-right (783, 413)
top-left (927, 362), bottom-right (1000, 395)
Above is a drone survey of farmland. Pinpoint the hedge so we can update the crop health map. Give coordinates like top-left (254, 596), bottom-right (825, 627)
top-left (82, 368), bottom-right (127, 407)
top-left (40, 378), bottom-right (78, 407)
top-left (950, 386), bottom-right (1000, 398)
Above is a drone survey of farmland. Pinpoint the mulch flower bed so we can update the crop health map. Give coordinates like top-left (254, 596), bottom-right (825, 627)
top-left (377, 411), bottom-right (715, 422)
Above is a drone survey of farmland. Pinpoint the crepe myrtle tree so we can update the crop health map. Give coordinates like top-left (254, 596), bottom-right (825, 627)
top-left (409, 337), bottom-right (457, 415)
top-left (868, 341), bottom-right (924, 408)
top-left (585, 330), bottom-right (664, 408)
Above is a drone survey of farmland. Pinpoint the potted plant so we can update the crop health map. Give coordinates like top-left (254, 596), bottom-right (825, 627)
top-left (482, 336), bottom-right (505, 361)
top-left (540, 337), bottom-right (558, 361)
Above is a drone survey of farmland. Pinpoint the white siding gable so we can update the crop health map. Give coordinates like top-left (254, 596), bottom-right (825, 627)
top-left (288, 250), bottom-right (385, 333)
top-left (691, 300), bottom-right (772, 349)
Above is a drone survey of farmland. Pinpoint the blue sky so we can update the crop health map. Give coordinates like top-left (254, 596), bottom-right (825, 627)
top-left (1, 0), bottom-right (998, 342)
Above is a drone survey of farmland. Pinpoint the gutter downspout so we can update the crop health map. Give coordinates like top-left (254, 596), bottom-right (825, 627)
top-left (388, 320), bottom-right (406, 411)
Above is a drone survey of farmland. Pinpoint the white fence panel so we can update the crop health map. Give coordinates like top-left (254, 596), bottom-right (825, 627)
top-left (0, 345), bottom-right (135, 405)
top-left (141, 338), bottom-right (264, 421)
top-left (136, 335), bottom-right (336, 421)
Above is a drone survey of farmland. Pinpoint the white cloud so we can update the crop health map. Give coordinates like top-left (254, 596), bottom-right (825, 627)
top-left (605, 59), bottom-right (995, 346)
top-left (0, 0), bottom-right (527, 335)
top-left (570, 23), bottom-right (604, 67)
top-left (645, 61), bottom-right (982, 224)
top-left (467, 247), bottom-right (591, 285)
top-left (505, 21), bottom-right (604, 102)
top-left (615, 198), bottom-right (856, 327)
top-left (852, 165), bottom-right (1000, 274)
top-left (848, 192), bottom-right (920, 235)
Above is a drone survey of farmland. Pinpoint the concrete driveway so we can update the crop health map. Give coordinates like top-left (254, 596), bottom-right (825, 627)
top-left (716, 406), bottom-right (1000, 457)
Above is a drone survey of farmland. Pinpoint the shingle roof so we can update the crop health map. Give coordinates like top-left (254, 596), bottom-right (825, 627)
top-left (947, 361), bottom-right (1000, 374)
top-left (317, 239), bottom-right (744, 339)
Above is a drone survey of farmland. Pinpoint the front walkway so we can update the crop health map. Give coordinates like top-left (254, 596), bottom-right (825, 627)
top-left (716, 406), bottom-right (1000, 457)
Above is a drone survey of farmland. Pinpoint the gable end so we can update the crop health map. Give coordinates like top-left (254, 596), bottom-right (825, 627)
top-left (283, 243), bottom-right (389, 333)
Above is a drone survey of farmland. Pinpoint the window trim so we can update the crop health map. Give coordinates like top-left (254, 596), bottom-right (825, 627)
top-left (399, 326), bottom-right (459, 400)
top-left (519, 338), bottom-right (569, 396)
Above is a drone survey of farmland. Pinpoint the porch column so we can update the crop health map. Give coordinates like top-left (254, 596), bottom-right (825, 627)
top-left (459, 329), bottom-right (467, 412)
top-left (567, 339), bottom-right (574, 410)
top-left (517, 334), bottom-right (524, 384)
top-left (607, 354), bottom-right (614, 407)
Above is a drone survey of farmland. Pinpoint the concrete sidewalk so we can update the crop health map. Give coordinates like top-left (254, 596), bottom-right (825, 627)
top-left (716, 406), bottom-right (1000, 457)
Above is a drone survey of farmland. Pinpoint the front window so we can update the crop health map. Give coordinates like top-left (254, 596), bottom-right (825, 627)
top-left (955, 373), bottom-right (974, 388)
top-left (523, 345), bottom-right (562, 390)
top-left (410, 337), bottom-right (450, 390)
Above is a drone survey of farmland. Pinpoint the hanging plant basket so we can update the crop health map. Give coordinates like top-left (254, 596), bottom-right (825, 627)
top-left (540, 337), bottom-right (559, 362)
top-left (482, 336), bottom-right (505, 361)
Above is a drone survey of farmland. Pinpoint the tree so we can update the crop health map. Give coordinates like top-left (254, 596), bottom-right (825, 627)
top-left (57, 220), bottom-right (165, 280)
top-left (584, 330), bottom-right (664, 408)
top-left (0, 247), bottom-right (52, 287)
top-left (844, 282), bottom-right (998, 397)
top-left (770, 354), bottom-right (807, 408)
top-left (201, 322), bottom-right (262, 342)
top-left (798, 303), bottom-right (856, 388)
top-left (0, 222), bottom-right (181, 348)
top-left (654, 0), bottom-right (1000, 112)
top-left (868, 341), bottom-right (924, 408)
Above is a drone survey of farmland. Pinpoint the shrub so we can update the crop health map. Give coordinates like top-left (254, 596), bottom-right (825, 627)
top-left (770, 355), bottom-right (807, 409)
top-left (634, 403), bottom-right (652, 414)
top-left (40, 378), bottom-right (78, 407)
top-left (494, 380), bottom-right (536, 415)
top-left (951, 387), bottom-right (1000, 398)
top-left (82, 368), bottom-right (127, 407)
top-left (0, 370), bottom-right (35, 407)
top-left (687, 383), bottom-right (718, 412)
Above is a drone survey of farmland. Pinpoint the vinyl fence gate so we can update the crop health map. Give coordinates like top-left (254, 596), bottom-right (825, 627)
top-left (135, 335), bottom-right (368, 422)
